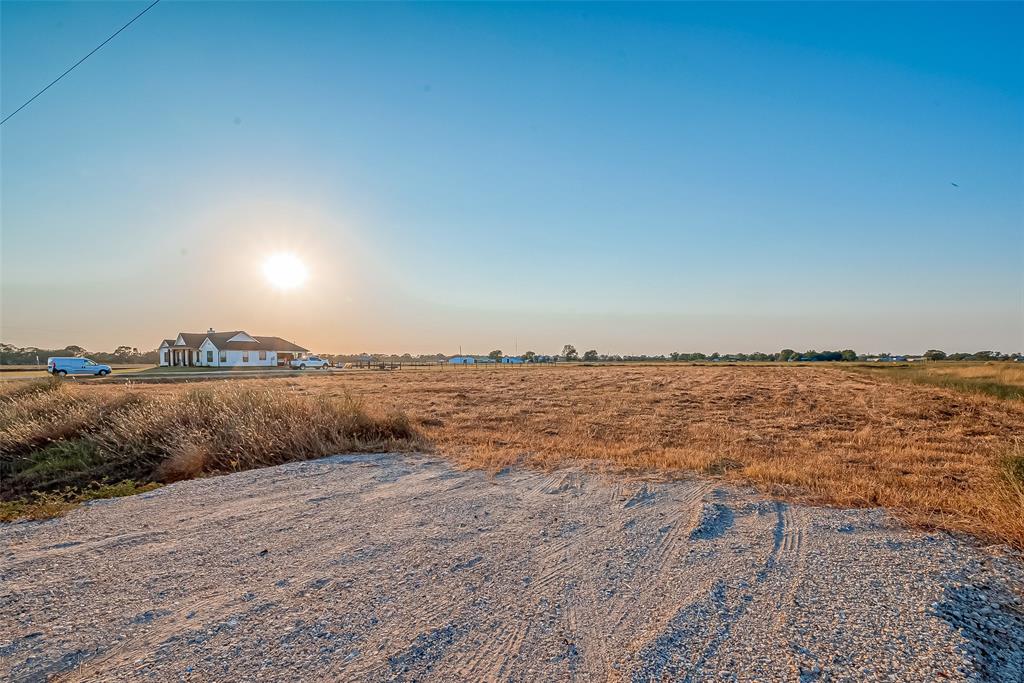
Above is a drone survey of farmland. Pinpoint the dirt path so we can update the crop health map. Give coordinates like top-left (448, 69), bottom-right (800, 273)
top-left (1, 454), bottom-right (1022, 681)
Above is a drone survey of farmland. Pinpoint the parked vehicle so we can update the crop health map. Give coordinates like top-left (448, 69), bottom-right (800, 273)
top-left (289, 355), bottom-right (331, 370)
top-left (47, 357), bottom-right (112, 377)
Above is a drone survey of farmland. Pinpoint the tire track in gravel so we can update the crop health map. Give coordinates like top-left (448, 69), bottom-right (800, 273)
top-left (607, 480), bottom-right (714, 668)
top-left (441, 471), bottom-right (615, 680)
top-left (1, 453), bottom-right (1018, 682)
top-left (65, 461), bottom-right (475, 680)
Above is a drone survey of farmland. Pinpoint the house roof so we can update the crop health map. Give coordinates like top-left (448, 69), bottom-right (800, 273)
top-left (207, 331), bottom-right (308, 352)
top-left (175, 333), bottom-right (209, 348)
top-left (160, 339), bottom-right (175, 348)
top-left (171, 331), bottom-right (307, 353)
top-left (253, 336), bottom-right (308, 352)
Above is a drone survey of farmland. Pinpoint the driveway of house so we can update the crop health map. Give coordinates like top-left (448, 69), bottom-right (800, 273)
top-left (1, 453), bottom-right (1021, 681)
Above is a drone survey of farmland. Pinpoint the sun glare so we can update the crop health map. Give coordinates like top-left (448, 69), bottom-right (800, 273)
top-left (262, 252), bottom-right (309, 290)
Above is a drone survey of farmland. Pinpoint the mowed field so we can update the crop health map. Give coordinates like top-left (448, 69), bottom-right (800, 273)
top-left (6, 363), bottom-right (1021, 548)
top-left (288, 364), bottom-right (1024, 547)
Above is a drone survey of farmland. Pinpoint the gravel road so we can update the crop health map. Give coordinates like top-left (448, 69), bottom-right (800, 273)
top-left (1, 453), bottom-right (1022, 682)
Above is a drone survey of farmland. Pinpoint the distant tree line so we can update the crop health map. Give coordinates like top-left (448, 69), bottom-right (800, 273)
top-left (920, 350), bottom-right (1019, 361)
top-left (2, 343), bottom-right (1020, 367)
top-left (0, 343), bottom-right (159, 365)
top-left (322, 352), bottom-right (452, 365)
top-left (549, 347), bottom-right (1022, 363)
top-left (328, 348), bottom-right (1021, 363)
top-left (557, 348), bottom-right (859, 362)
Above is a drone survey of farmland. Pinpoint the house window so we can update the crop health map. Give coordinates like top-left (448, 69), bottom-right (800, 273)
top-left (259, 350), bottom-right (267, 361)
top-left (242, 351), bottom-right (249, 363)
top-left (207, 350), bottom-right (213, 363)
top-left (219, 351), bottom-right (226, 364)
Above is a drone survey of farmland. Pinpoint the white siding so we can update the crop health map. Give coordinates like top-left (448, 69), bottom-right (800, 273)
top-left (199, 339), bottom-right (218, 367)
top-left (160, 332), bottom-right (293, 368)
top-left (221, 349), bottom-right (277, 367)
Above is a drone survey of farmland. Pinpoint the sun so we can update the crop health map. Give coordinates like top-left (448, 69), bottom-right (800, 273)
top-left (262, 252), bottom-right (309, 290)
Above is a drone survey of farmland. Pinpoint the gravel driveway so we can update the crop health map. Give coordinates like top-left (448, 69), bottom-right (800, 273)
top-left (1, 453), bottom-right (1022, 681)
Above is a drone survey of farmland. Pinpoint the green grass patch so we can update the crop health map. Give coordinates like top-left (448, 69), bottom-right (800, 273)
top-left (136, 365), bottom-right (292, 374)
top-left (13, 439), bottom-right (106, 482)
top-left (1003, 449), bottom-right (1024, 489)
top-left (848, 364), bottom-right (1024, 401)
top-left (0, 480), bottom-right (161, 522)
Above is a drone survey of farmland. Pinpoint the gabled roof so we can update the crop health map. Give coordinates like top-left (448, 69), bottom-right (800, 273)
top-left (159, 339), bottom-right (175, 348)
top-left (168, 331), bottom-right (308, 353)
top-left (203, 331), bottom-right (251, 349)
top-left (175, 333), bottom-right (208, 348)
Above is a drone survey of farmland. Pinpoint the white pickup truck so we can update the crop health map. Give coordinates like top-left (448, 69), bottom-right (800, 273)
top-left (289, 355), bottom-right (331, 370)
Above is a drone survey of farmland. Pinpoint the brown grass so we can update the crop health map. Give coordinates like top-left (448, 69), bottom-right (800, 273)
top-left (923, 362), bottom-right (1024, 387)
top-left (848, 361), bottom-right (1024, 401)
top-left (0, 378), bottom-right (421, 508)
top-left (298, 365), bottom-right (1023, 548)
top-left (3, 365), bottom-right (1022, 548)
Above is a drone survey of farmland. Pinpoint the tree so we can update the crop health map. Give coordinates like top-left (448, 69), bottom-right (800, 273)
top-left (522, 351), bottom-right (536, 362)
top-left (113, 345), bottom-right (139, 358)
top-left (582, 349), bottom-right (599, 362)
top-left (562, 344), bottom-right (578, 361)
top-left (840, 349), bottom-right (857, 362)
top-left (923, 349), bottom-right (947, 361)
top-left (778, 349), bottom-right (797, 362)
top-left (488, 350), bottom-right (503, 361)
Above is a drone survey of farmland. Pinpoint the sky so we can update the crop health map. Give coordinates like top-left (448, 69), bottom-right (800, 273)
top-left (2, 1), bottom-right (1022, 356)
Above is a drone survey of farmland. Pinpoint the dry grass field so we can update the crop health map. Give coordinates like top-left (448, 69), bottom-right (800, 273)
top-left (311, 364), bottom-right (1024, 547)
top-left (2, 364), bottom-right (1022, 548)
top-left (850, 361), bottom-right (1024, 401)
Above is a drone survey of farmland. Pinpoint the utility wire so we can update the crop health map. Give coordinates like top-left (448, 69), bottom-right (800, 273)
top-left (1, 0), bottom-right (161, 126)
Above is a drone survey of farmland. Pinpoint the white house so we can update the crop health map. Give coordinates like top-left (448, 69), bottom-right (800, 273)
top-left (159, 329), bottom-right (308, 368)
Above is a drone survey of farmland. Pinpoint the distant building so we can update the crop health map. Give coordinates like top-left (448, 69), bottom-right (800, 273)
top-left (501, 356), bottom-right (524, 364)
top-left (448, 356), bottom-right (476, 365)
top-left (159, 329), bottom-right (307, 368)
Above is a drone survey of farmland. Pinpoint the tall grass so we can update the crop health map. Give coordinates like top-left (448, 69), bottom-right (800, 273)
top-left (848, 362), bottom-right (1024, 401)
top-left (0, 379), bottom-right (420, 503)
top-left (4, 367), bottom-right (1023, 549)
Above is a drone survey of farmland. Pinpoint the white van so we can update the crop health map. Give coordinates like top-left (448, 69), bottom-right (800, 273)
top-left (47, 357), bottom-right (112, 377)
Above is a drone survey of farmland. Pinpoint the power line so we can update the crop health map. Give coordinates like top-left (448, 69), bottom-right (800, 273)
top-left (0, 0), bottom-right (161, 126)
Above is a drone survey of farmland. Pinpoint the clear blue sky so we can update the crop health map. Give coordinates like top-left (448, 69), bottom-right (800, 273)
top-left (2, 2), bottom-right (1021, 355)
